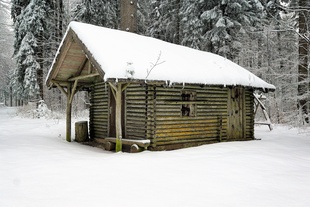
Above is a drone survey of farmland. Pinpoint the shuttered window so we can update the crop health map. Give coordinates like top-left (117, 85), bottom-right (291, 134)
top-left (181, 91), bottom-right (196, 117)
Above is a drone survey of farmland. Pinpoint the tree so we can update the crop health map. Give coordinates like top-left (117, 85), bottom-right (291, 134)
top-left (0, 0), bottom-right (15, 105)
top-left (200, 0), bottom-right (264, 60)
top-left (72, 0), bottom-right (118, 29)
top-left (180, 0), bottom-right (202, 49)
top-left (11, 0), bottom-right (49, 102)
top-left (148, 0), bottom-right (182, 44)
top-left (297, 0), bottom-right (309, 123)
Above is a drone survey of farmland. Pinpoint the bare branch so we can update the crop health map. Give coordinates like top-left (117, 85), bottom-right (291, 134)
top-left (145, 51), bottom-right (166, 79)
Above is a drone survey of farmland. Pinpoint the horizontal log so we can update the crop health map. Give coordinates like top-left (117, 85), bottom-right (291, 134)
top-left (155, 116), bottom-right (227, 121)
top-left (156, 128), bottom-right (222, 137)
top-left (156, 108), bottom-right (181, 113)
top-left (126, 127), bottom-right (146, 133)
top-left (126, 113), bottom-right (146, 118)
top-left (155, 112), bottom-right (181, 117)
top-left (155, 122), bottom-right (225, 129)
top-left (105, 138), bottom-right (150, 148)
top-left (90, 115), bottom-right (108, 119)
top-left (90, 109), bottom-right (109, 114)
top-left (126, 100), bottom-right (147, 105)
top-left (93, 83), bottom-right (108, 87)
top-left (92, 95), bottom-right (108, 99)
top-left (155, 91), bottom-right (181, 96)
top-left (197, 109), bottom-right (228, 113)
top-left (156, 134), bottom-right (223, 143)
top-left (92, 127), bottom-right (108, 133)
top-left (92, 123), bottom-right (108, 128)
top-left (126, 134), bottom-right (146, 139)
top-left (91, 97), bottom-right (108, 102)
top-left (156, 126), bottom-right (222, 134)
top-left (92, 91), bottom-right (108, 95)
top-left (126, 122), bottom-right (148, 127)
top-left (127, 105), bottom-right (147, 110)
top-left (91, 105), bottom-right (109, 109)
top-left (126, 96), bottom-right (147, 101)
top-left (197, 93), bottom-right (228, 98)
top-left (126, 134), bottom-right (149, 140)
top-left (126, 118), bottom-right (147, 122)
top-left (155, 137), bottom-right (221, 146)
top-left (127, 110), bottom-right (146, 115)
top-left (126, 116), bottom-right (147, 122)
top-left (90, 119), bottom-right (108, 124)
top-left (93, 132), bottom-right (108, 137)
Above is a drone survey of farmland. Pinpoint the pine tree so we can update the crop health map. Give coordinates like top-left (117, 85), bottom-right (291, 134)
top-left (11, 0), bottom-right (49, 102)
top-left (180, 0), bottom-right (202, 49)
top-left (148, 0), bottom-right (182, 44)
top-left (72, 0), bottom-right (118, 29)
top-left (200, 0), bottom-right (264, 60)
top-left (11, 0), bottom-right (30, 22)
top-left (136, 0), bottom-right (151, 34)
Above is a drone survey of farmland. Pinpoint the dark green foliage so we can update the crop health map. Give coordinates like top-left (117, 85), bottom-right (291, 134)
top-left (72, 0), bottom-right (118, 29)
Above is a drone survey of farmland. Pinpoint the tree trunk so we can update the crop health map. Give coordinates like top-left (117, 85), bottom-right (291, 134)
top-left (298, 0), bottom-right (309, 123)
top-left (120, 0), bottom-right (137, 33)
top-left (174, 0), bottom-right (181, 45)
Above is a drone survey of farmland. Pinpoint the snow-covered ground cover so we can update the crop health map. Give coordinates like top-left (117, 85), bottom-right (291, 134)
top-left (1, 107), bottom-right (309, 207)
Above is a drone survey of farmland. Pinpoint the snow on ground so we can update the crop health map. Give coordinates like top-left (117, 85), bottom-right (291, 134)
top-left (0, 107), bottom-right (309, 207)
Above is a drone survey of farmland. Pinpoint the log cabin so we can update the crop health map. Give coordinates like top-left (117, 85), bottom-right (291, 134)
top-left (46, 21), bottom-right (275, 152)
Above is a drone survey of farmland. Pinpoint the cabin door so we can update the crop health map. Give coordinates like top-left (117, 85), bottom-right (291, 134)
top-left (109, 89), bottom-right (125, 138)
top-left (227, 87), bottom-right (245, 140)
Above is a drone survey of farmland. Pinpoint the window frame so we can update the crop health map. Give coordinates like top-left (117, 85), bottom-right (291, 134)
top-left (181, 90), bottom-right (197, 117)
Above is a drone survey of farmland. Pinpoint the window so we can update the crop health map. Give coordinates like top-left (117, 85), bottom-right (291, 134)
top-left (181, 91), bottom-right (196, 117)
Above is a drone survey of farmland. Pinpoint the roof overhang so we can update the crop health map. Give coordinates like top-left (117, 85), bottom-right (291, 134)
top-left (46, 28), bottom-right (104, 89)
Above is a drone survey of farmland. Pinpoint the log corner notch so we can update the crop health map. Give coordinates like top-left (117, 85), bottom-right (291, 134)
top-left (108, 82), bottom-right (129, 152)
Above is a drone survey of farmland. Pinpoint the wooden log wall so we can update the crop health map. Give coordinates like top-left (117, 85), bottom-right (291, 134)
top-left (89, 81), bottom-right (255, 150)
top-left (89, 82), bottom-right (109, 139)
top-left (245, 89), bottom-right (254, 139)
top-left (151, 84), bottom-right (229, 150)
top-left (125, 84), bottom-right (150, 140)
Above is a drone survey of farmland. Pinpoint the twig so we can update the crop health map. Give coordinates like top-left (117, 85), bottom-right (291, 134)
top-left (145, 51), bottom-right (166, 79)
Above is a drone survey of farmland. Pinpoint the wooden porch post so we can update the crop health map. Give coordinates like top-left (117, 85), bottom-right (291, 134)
top-left (109, 82), bottom-right (129, 152)
top-left (115, 83), bottom-right (123, 152)
top-left (109, 82), bottom-right (123, 152)
top-left (66, 83), bottom-right (72, 142)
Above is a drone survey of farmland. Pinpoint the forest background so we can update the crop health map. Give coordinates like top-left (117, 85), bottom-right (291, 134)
top-left (0, 0), bottom-right (309, 126)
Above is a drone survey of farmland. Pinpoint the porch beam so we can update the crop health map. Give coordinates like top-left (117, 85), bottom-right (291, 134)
top-left (51, 80), bottom-right (68, 96)
top-left (69, 79), bottom-right (79, 104)
top-left (68, 73), bottom-right (99, 82)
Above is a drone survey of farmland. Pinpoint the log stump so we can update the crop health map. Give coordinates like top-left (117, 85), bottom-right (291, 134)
top-left (75, 121), bottom-right (88, 142)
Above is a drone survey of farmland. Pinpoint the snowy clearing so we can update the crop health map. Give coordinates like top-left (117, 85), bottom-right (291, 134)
top-left (0, 107), bottom-right (309, 207)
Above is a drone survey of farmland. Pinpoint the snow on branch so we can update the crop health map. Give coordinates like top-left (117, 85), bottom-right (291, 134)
top-left (145, 51), bottom-right (166, 79)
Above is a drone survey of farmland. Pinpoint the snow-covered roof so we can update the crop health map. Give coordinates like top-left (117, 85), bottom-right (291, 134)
top-left (47, 21), bottom-right (275, 91)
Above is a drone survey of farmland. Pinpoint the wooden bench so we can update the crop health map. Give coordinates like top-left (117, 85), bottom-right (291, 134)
top-left (104, 137), bottom-right (151, 153)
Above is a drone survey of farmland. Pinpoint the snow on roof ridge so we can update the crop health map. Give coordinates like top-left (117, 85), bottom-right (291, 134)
top-left (64, 21), bottom-right (275, 90)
